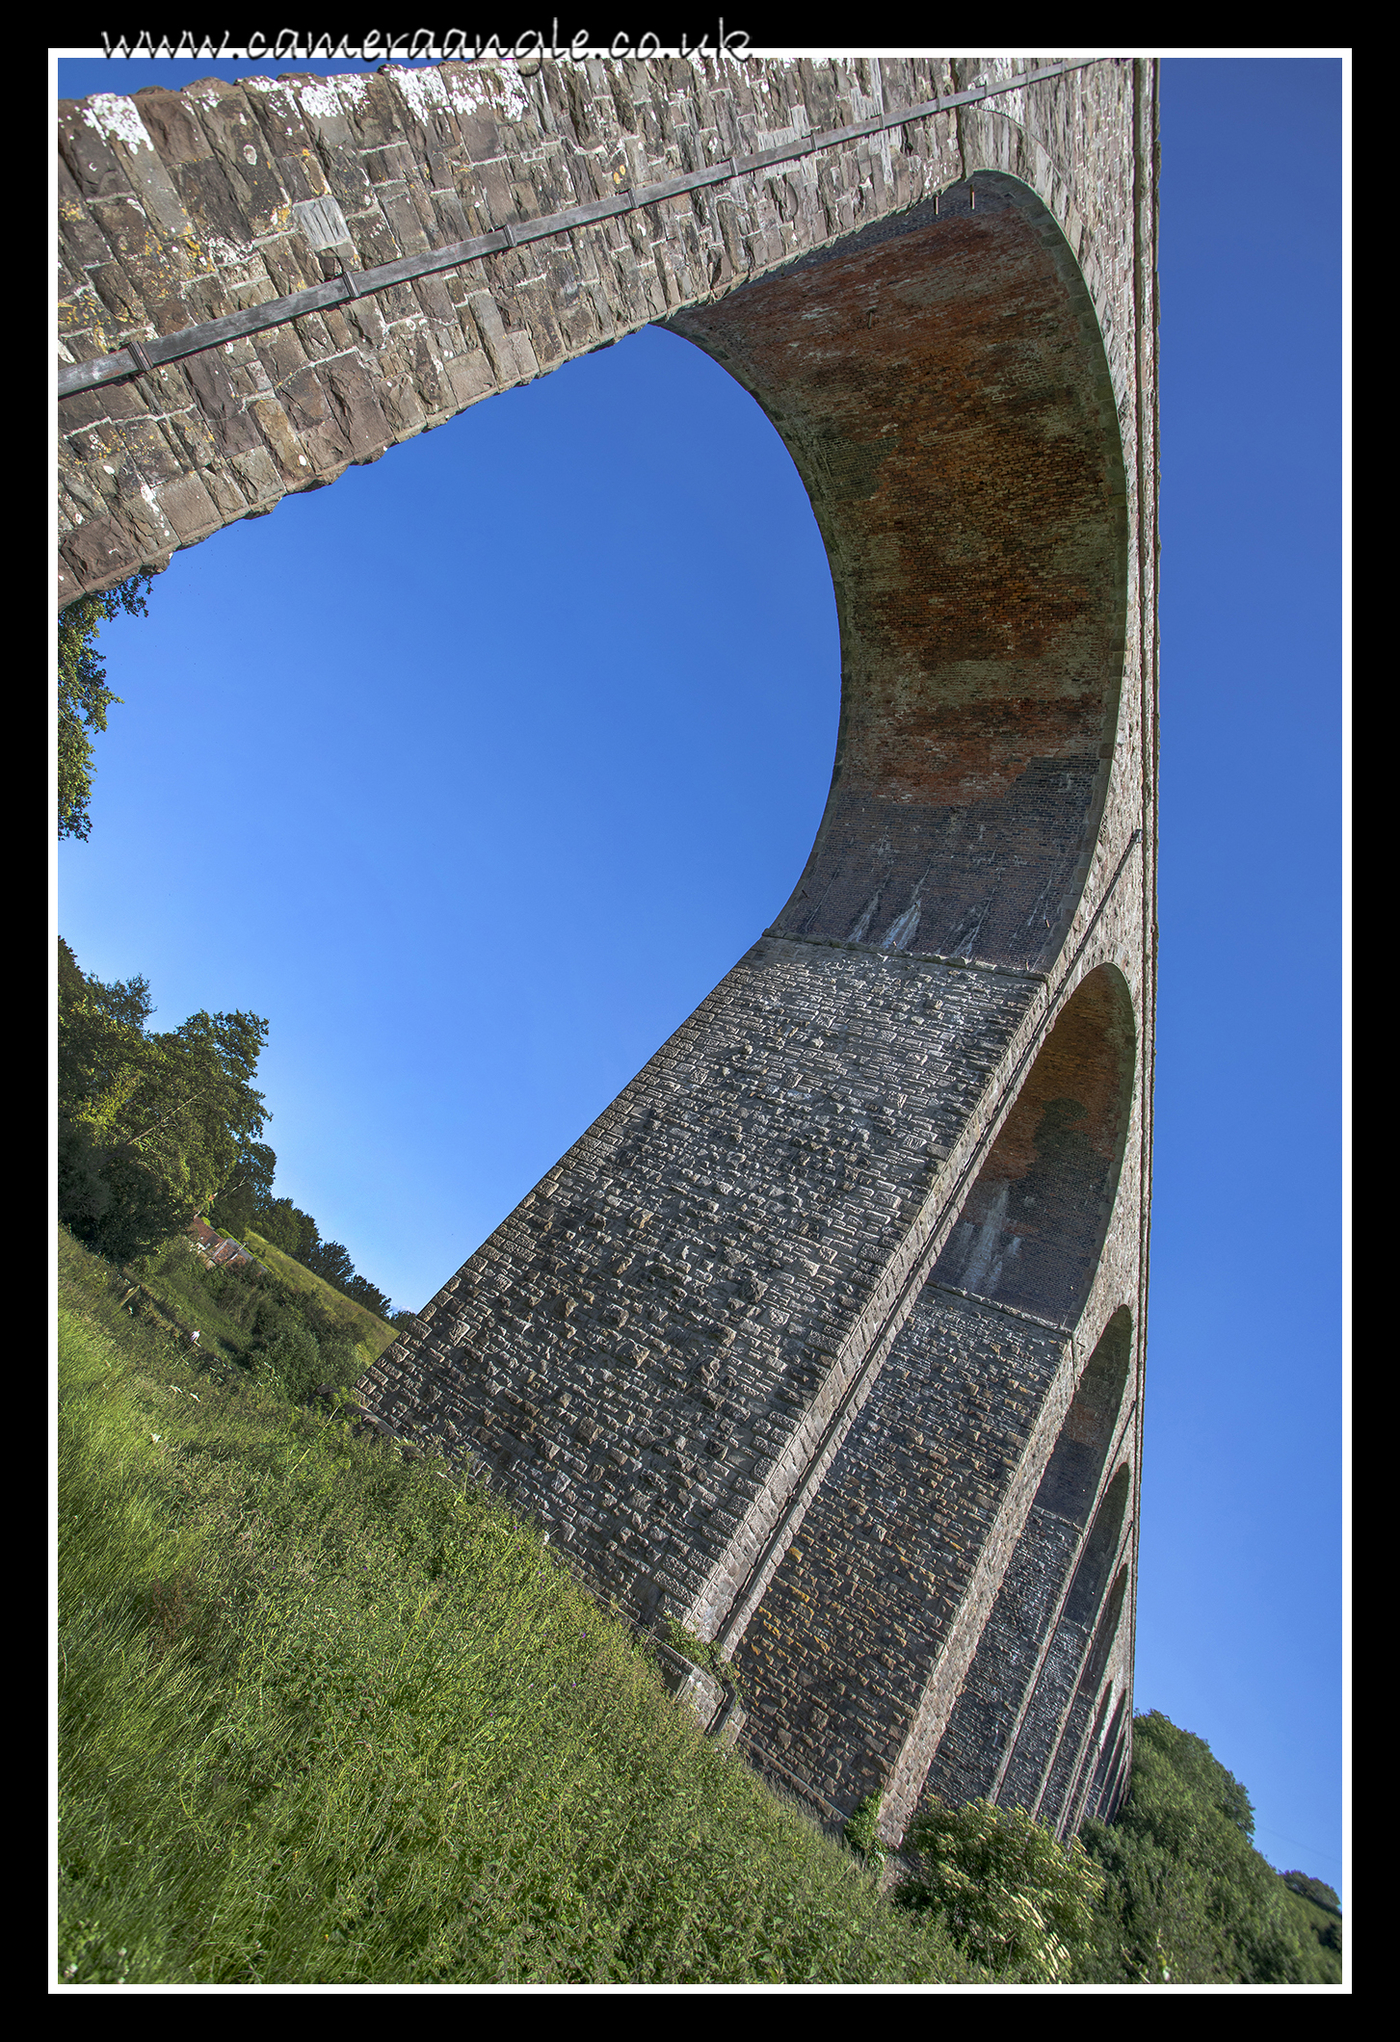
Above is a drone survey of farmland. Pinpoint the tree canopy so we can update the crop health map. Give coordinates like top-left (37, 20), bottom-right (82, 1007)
top-left (58, 937), bottom-right (271, 1264)
top-left (57, 571), bottom-right (155, 841)
top-left (59, 939), bottom-right (399, 1314)
top-left (234, 1192), bottom-right (396, 1321)
top-left (885, 1716), bottom-right (1342, 1986)
top-left (1074, 1711), bottom-right (1342, 1983)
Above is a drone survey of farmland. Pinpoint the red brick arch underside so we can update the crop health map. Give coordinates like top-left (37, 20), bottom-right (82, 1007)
top-left (670, 173), bottom-right (1128, 976)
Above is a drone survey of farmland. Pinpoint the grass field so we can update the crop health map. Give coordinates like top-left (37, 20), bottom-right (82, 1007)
top-left (56, 1226), bottom-right (976, 1984)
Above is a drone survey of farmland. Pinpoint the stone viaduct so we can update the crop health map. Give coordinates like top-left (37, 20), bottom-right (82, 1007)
top-left (58, 51), bottom-right (1159, 1849)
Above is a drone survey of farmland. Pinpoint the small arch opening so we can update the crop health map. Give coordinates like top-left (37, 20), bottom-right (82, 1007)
top-left (1040, 1563), bottom-right (1131, 1829)
top-left (934, 964), bottom-right (1136, 1324)
top-left (1062, 1465), bottom-right (1132, 1628)
top-left (996, 1469), bottom-right (1132, 1814)
top-left (1035, 1306), bottom-right (1134, 1525)
top-left (1072, 1686), bottom-right (1128, 1834)
top-left (922, 1310), bottom-right (1133, 1807)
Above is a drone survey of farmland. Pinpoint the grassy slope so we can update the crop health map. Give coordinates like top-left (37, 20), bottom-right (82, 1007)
top-left (104, 1217), bottom-right (400, 1380)
top-left (237, 1228), bottom-right (399, 1365)
top-left (57, 1228), bottom-right (974, 1986)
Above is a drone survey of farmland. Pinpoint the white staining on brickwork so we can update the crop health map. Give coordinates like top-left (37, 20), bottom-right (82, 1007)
top-left (879, 898), bottom-right (923, 953)
top-left (953, 1182), bottom-right (1014, 1298)
top-left (439, 60), bottom-right (531, 126)
top-left (847, 893), bottom-right (881, 944)
top-left (384, 62), bottom-right (454, 127)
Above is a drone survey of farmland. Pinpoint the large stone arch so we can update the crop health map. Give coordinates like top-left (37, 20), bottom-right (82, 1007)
top-left (668, 172), bottom-right (1127, 977)
top-left (57, 54), bottom-right (1157, 1842)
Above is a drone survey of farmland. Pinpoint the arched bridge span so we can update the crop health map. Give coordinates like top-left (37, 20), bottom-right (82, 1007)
top-left (671, 176), bottom-right (1126, 977)
top-left (57, 53), bottom-right (1158, 1843)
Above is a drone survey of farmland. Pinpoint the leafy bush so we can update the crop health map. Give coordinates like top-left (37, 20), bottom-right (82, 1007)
top-left (843, 1793), bottom-right (885, 1870)
top-left (894, 1797), bottom-right (1104, 1982)
top-left (660, 1617), bottom-right (740, 1693)
top-left (254, 1323), bottom-right (322, 1400)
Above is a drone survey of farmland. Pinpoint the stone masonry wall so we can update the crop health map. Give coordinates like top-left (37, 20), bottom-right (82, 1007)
top-left (60, 53), bottom-right (974, 602)
top-left (1035, 1565), bottom-right (1132, 1830)
top-left (923, 1308), bottom-right (1134, 1808)
top-left (734, 1290), bottom-right (1069, 1819)
top-left (360, 935), bottom-right (1040, 1634)
top-left (56, 54), bottom-right (1158, 1840)
top-left (998, 1478), bottom-right (1133, 1813)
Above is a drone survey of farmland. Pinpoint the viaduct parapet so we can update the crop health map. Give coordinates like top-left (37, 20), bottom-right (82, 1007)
top-left (58, 53), bottom-right (1158, 1847)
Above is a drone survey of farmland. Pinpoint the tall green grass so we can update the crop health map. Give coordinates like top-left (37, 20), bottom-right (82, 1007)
top-left (57, 1230), bottom-right (975, 1984)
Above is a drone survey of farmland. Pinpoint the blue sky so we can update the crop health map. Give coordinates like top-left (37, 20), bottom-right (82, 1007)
top-left (53, 52), bottom-right (1347, 1902)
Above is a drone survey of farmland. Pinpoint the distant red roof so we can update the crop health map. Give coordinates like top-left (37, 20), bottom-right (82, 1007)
top-left (188, 1219), bottom-right (253, 1269)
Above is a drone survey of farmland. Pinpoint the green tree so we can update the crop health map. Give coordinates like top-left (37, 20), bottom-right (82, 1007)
top-left (304, 1237), bottom-right (355, 1291)
top-left (58, 938), bottom-right (272, 1264)
top-left (206, 1138), bottom-right (276, 1237)
top-left (343, 1271), bottom-right (394, 1319)
top-left (57, 571), bottom-right (155, 840)
top-left (247, 1196), bottom-right (397, 1322)
top-left (1281, 1870), bottom-right (1338, 1912)
top-left (894, 1796), bottom-right (1104, 1982)
top-left (1074, 1713), bottom-right (1329, 1983)
top-left (252, 1197), bottom-right (319, 1260)
top-left (1279, 1872), bottom-right (1343, 1970)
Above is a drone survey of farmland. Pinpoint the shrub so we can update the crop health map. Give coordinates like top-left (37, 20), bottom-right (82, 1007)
top-left (843, 1793), bottom-right (885, 1869)
top-left (254, 1323), bottom-right (322, 1400)
top-left (895, 1797), bottom-right (1104, 1983)
top-left (660, 1617), bottom-right (742, 1694)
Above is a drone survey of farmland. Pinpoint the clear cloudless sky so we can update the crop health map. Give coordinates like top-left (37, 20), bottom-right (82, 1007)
top-left (53, 50), bottom-right (1346, 1902)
